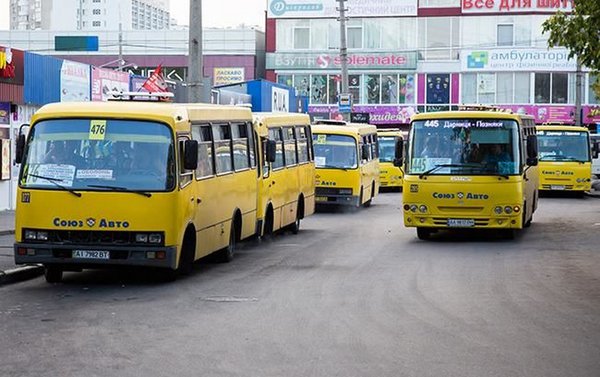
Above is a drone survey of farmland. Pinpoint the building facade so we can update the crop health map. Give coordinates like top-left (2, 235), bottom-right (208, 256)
top-left (10, 0), bottom-right (172, 31)
top-left (265, 0), bottom-right (598, 131)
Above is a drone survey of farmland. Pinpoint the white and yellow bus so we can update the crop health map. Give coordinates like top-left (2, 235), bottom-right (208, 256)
top-left (377, 128), bottom-right (404, 190)
top-left (253, 112), bottom-right (315, 236)
top-left (536, 124), bottom-right (597, 194)
top-left (312, 120), bottom-right (379, 207)
top-left (402, 108), bottom-right (539, 239)
top-left (13, 100), bottom-right (313, 282)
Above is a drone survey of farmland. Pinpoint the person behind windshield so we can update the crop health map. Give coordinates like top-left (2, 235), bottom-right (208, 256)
top-left (420, 134), bottom-right (441, 158)
top-left (482, 144), bottom-right (511, 166)
top-left (130, 143), bottom-right (166, 175)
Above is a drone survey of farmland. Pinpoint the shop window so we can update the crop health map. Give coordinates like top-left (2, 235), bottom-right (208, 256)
top-left (311, 75), bottom-right (327, 104)
top-left (278, 75), bottom-right (292, 87)
top-left (552, 73), bottom-right (568, 103)
top-left (382, 75), bottom-right (398, 104)
top-left (589, 74), bottom-right (599, 104)
top-left (294, 75), bottom-right (310, 97)
top-left (366, 75), bottom-right (381, 104)
top-left (349, 75), bottom-right (361, 105)
top-left (497, 24), bottom-right (514, 46)
top-left (347, 20), bottom-right (363, 49)
top-left (294, 23), bottom-right (310, 49)
top-left (328, 75), bottom-right (340, 105)
top-left (535, 73), bottom-right (568, 104)
top-left (514, 72), bottom-right (530, 103)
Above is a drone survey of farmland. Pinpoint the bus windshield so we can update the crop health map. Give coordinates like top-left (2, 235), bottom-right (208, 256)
top-left (313, 134), bottom-right (358, 169)
top-left (378, 136), bottom-right (397, 163)
top-left (537, 130), bottom-right (590, 162)
top-left (409, 119), bottom-right (520, 176)
top-left (21, 119), bottom-right (175, 192)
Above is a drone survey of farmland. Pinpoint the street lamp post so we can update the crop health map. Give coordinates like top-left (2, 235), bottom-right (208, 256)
top-left (337, 0), bottom-right (350, 121)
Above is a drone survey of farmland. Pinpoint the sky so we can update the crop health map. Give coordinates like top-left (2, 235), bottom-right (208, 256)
top-left (0, 0), bottom-right (267, 30)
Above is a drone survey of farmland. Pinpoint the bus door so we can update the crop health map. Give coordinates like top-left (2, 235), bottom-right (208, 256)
top-left (281, 126), bottom-right (300, 226)
top-left (262, 127), bottom-right (287, 231)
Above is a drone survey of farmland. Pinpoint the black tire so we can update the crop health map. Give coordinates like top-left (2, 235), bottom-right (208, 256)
top-left (416, 228), bottom-right (431, 240)
top-left (363, 182), bottom-right (375, 207)
top-left (289, 216), bottom-right (300, 235)
top-left (358, 188), bottom-right (364, 208)
top-left (262, 208), bottom-right (274, 240)
top-left (523, 205), bottom-right (532, 228)
top-left (177, 234), bottom-right (195, 276)
top-left (44, 266), bottom-right (63, 283)
top-left (218, 221), bottom-right (236, 263)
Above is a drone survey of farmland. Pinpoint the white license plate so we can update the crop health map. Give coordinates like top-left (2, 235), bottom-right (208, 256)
top-left (72, 250), bottom-right (110, 259)
top-left (550, 185), bottom-right (565, 190)
top-left (447, 219), bottom-right (475, 227)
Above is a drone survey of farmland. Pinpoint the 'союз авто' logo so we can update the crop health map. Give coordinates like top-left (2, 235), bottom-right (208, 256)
top-left (467, 51), bottom-right (488, 69)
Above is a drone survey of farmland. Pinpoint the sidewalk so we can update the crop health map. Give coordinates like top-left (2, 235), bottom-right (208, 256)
top-left (0, 210), bottom-right (43, 285)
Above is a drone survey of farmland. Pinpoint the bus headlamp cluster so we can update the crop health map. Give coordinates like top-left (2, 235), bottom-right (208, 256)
top-left (136, 233), bottom-right (163, 244)
top-left (576, 178), bottom-right (589, 183)
top-left (495, 206), bottom-right (520, 215)
top-left (403, 204), bottom-right (428, 213)
top-left (24, 229), bottom-right (48, 241)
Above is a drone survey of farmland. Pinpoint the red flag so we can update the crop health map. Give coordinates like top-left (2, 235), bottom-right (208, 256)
top-left (142, 65), bottom-right (169, 92)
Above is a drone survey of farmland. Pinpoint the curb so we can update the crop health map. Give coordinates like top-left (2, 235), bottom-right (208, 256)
top-left (0, 230), bottom-right (15, 236)
top-left (0, 265), bottom-right (44, 285)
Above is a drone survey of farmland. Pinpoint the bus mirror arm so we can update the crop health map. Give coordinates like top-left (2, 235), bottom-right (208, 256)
top-left (15, 124), bottom-right (30, 164)
top-left (183, 140), bottom-right (199, 170)
top-left (526, 157), bottom-right (538, 167)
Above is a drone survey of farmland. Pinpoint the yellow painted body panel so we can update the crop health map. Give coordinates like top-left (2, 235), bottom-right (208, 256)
top-left (253, 113), bottom-right (315, 235)
top-left (313, 123), bottom-right (380, 207)
top-left (377, 129), bottom-right (404, 188)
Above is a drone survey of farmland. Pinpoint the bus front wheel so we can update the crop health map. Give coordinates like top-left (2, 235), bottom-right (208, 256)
top-left (416, 228), bottom-right (431, 240)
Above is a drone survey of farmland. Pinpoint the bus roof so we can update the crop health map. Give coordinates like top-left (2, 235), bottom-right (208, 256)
top-left (377, 129), bottom-right (403, 136)
top-left (536, 125), bottom-right (589, 132)
top-left (411, 111), bottom-right (533, 122)
top-left (252, 112), bottom-right (310, 126)
top-left (312, 122), bottom-right (377, 137)
top-left (31, 102), bottom-right (253, 132)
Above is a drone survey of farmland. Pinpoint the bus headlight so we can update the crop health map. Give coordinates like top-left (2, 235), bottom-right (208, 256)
top-left (36, 231), bottom-right (49, 241)
top-left (339, 188), bottom-right (352, 195)
top-left (576, 178), bottom-right (582, 183)
top-left (24, 230), bottom-right (48, 241)
top-left (504, 206), bottom-right (513, 214)
top-left (419, 205), bottom-right (428, 213)
top-left (135, 234), bottom-right (149, 243)
top-left (148, 233), bottom-right (162, 244)
top-left (513, 206), bottom-right (520, 213)
top-left (24, 229), bottom-right (37, 240)
top-left (410, 205), bottom-right (418, 212)
top-left (494, 206), bottom-right (503, 215)
top-left (403, 204), bottom-right (410, 211)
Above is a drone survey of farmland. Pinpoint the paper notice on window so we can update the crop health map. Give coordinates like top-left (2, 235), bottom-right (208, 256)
top-left (315, 156), bottom-right (326, 167)
top-left (76, 169), bottom-right (113, 180)
top-left (26, 164), bottom-right (76, 187)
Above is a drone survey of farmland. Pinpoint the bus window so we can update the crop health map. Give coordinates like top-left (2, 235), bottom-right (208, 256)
top-left (232, 122), bottom-right (250, 171)
top-left (269, 127), bottom-right (285, 169)
top-left (296, 126), bottom-right (309, 163)
top-left (283, 127), bottom-right (297, 166)
top-left (248, 122), bottom-right (256, 169)
top-left (192, 125), bottom-right (214, 179)
top-left (214, 124), bottom-right (233, 174)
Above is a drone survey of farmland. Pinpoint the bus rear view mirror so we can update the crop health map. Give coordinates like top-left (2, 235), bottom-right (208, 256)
top-left (394, 138), bottom-right (404, 167)
top-left (184, 140), bottom-right (199, 170)
top-left (15, 124), bottom-right (30, 164)
top-left (593, 142), bottom-right (599, 159)
top-left (266, 140), bottom-right (277, 163)
top-left (361, 144), bottom-right (370, 160)
top-left (526, 157), bottom-right (538, 166)
top-left (526, 135), bottom-right (538, 159)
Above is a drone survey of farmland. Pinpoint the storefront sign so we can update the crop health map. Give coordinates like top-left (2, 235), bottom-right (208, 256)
top-left (582, 106), bottom-right (600, 124)
top-left (60, 60), bottom-right (91, 102)
top-left (461, 0), bottom-right (573, 13)
top-left (268, 0), bottom-right (417, 18)
top-left (91, 67), bottom-right (129, 101)
top-left (499, 105), bottom-right (575, 124)
top-left (309, 105), bottom-right (417, 124)
top-left (462, 48), bottom-right (576, 72)
top-left (0, 46), bottom-right (24, 85)
top-left (0, 102), bottom-right (9, 124)
top-left (213, 67), bottom-right (245, 87)
top-left (267, 52), bottom-right (418, 70)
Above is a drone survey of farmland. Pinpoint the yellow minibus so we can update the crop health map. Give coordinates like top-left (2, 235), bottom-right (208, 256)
top-left (312, 120), bottom-right (379, 207)
top-left (401, 108), bottom-right (539, 239)
top-left (253, 112), bottom-right (315, 236)
top-left (536, 124), bottom-right (597, 194)
top-left (377, 128), bottom-right (404, 190)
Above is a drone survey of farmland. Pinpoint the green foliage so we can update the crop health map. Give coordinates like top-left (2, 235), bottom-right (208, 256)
top-left (543, 0), bottom-right (600, 98)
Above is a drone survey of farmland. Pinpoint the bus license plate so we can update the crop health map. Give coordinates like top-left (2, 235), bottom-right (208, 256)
top-left (550, 185), bottom-right (565, 190)
top-left (447, 219), bottom-right (475, 227)
top-left (72, 250), bottom-right (110, 260)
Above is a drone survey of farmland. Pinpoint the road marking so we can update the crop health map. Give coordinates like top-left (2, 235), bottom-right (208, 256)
top-left (200, 296), bottom-right (259, 303)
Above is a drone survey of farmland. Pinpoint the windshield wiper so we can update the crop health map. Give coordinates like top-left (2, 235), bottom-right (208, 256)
top-left (318, 165), bottom-right (350, 171)
top-left (418, 163), bottom-right (481, 179)
top-left (27, 173), bottom-right (82, 197)
top-left (87, 184), bottom-right (152, 198)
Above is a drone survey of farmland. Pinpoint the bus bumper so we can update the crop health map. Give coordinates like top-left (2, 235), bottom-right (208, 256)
top-left (14, 243), bottom-right (178, 269)
top-left (315, 195), bottom-right (360, 207)
top-left (403, 214), bottom-right (522, 229)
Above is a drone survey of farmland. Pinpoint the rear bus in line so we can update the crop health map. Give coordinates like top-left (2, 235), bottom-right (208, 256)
top-left (400, 108), bottom-right (539, 239)
top-left (253, 112), bottom-right (315, 237)
top-left (377, 128), bottom-right (404, 190)
top-left (536, 124), bottom-right (598, 194)
top-left (311, 120), bottom-right (380, 208)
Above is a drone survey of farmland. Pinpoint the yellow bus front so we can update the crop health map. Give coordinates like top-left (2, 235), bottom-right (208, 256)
top-left (378, 132), bottom-right (403, 189)
top-left (14, 104), bottom-right (188, 272)
top-left (536, 127), bottom-right (592, 192)
top-left (403, 113), bottom-right (538, 238)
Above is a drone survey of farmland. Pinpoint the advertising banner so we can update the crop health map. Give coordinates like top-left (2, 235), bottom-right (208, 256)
top-left (91, 67), bottom-right (130, 101)
top-left (462, 48), bottom-right (577, 72)
top-left (0, 46), bottom-right (24, 85)
top-left (60, 60), bottom-right (91, 102)
top-left (1, 139), bottom-right (10, 181)
top-left (267, 0), bottom-right (417, 18)
top-left (499, 104), bottom-right (575, 124)
top-left (309, 105), bottom-right (417, 124)
top-left (0, 102), bottom-right (9, 124)
top-left (582, 106), bottom-right (600, 124)
top-left (461, 0), bottom-right (573, 14)
top-left (213, 67), bottom-right (245, 86)
top-left (267, 52), bottom-right (418, 70)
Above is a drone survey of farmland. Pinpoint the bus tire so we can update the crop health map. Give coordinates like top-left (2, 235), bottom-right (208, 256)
top-left (363, 182), bottom-right (375, 207)
top-left (358, 188), bottom-right (364, 208)
top-left (218, 220), bottom-right (237, 263)
top-left (262, 206), bottom-right (274, 240)
top-left (44, 265), bottom-right (63, 283)
top-left (289, 199), bottom-right (303, 235)
top-left (416, 228), bottom-right (431, 240)
top-left (523, 203), bottom-right (532, 228)
top-left (178, 229), bottom-right (196, 276)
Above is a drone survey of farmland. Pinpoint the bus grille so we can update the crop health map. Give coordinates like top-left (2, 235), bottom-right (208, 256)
top-left (24, 230), bottom-right (165, 247)
top-left (432, 218), bottom-right (490, 226)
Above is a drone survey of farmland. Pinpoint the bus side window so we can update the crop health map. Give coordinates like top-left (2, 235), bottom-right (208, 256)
top-left (283, 127), bottom-right (297, 166)
top-left (262, 137), bottom-right (270, 178)
top-left (269, 128), bottom-right (285, 169)
top-left (192, 124), bottom-right (215, 179)
top-left (213, 124), bottom-right (233, 174)
top-left (296, 126), bottom-right (309, 163)
top-left (232, 122), bottom-right (250, 171)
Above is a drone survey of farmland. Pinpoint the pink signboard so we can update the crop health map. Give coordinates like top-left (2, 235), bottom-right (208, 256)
top-left (582, 106), bottom-right (600, 124)
top-left (91, 67), bottom-right (130, 101)
top-left (309, 105), bottom-right (417, 125)
top-left (496, 105), bottom-right (575, 124)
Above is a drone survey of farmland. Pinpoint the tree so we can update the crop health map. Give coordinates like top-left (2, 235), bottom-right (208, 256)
top-left (542, 0), bottom-right (600, 96)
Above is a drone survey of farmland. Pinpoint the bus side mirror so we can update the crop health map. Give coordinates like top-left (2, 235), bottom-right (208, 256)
top-left (593, 142), bottom-right (599, 159)
top-left (361, 144), bottom-right (370, 160)
top-left (15, 124), bottom-right (30, 164)
top-left (527, 135), bottom-right (538, 159)
top-left (394, 139), bottom-right (404, 167)
top-left (526, 157), bottom-right (538, 166)
top-left (266, 140), bottom-right (277, 163)
top-left (183, 140), bottom-right (199, 170)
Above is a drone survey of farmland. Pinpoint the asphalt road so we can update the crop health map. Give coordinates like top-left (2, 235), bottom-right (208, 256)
top-left (1, 192), bottom-right (599, 377)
